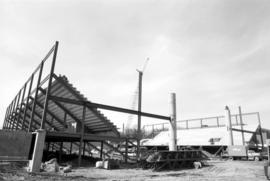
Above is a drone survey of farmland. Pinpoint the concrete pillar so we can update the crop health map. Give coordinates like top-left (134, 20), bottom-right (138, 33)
top-left (169, 93), bottom-right (177, 151)
top-left (28, 129), bottom-right (46, 172)
top-left (225, 106), bottom-right (234, 146)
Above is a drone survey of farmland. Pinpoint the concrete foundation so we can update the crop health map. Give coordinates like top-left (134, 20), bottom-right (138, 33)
top-left (28, 129), bottom-right (46, 172)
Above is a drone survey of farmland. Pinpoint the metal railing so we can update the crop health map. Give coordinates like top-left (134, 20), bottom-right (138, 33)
top-left (143, 112), bottom-right (261, 133)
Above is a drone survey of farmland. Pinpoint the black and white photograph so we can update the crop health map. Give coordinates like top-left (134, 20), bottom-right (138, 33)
top-left (0, 0), bottom-right (270, 180)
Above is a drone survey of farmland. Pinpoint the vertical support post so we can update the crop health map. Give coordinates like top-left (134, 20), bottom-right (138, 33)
top-left (3, 106), bottom-right (9, 129)
top-left (235, 115), bottom-right (239, 125)
top-left (6, 104), bottom-right (12, 129)
top-left (29, 62), bottom-right (44, 132)
top-left (238, 106), bottom-right (245, 146)
top-left (63, 113), bottom-right (67, 130)
top-left (100, 141), bottom-right (104, 159)
top-left (8, 104), bottom-right (14, 129)
top-left (22, 74), bottom-right (34, 130)
top-left (200, 119), bottom-right (203, 128)
top-left (83, 142), bottom-right (86, 156)
top-left (137, 70), bottom-right (143, 160)
top-left (225, 106), bottom-right (234, 146)
top-left (186, 120), bottom-right (188, 129)
top-left (78, 105), bottom-right (86, 167)
top-left (11, 96), bottom-right (18, 130)
top-left (59, 142), bottom-right (63, 163)
top-left (125, 138), bottom-right (128, 163)
top-left (257, 112), bottom-right (264, 149)
top-left (47, 142), bottom-right (50, 151)
top-left (14, 90), bottom-right (22, 130)
top-left (217, 117), bottom-right (220, 127)
top-left (41, 41), bottom-right (59, 129)
top-left (169, 93), bottom-right (177, 151)
top-left (16, 83), bottom-right (27, 130)
top-left (70, 142), bottom-right (73, 155)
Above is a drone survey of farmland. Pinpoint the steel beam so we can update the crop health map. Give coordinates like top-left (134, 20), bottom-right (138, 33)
top-left (22, 74), bottom-right (34, 130)
top-left (39, 88), bottom-right (83, 127)
top-left (52, 75), bottom-right (120, 133)
top-left (231, 128), bottom-right (255, 134)
top-left (16, 83), bottom-right (27, 130)
top-left (78, 106), bottom-right (86, 167)
top-left (29, 62), bottom-right (44, 132)
top-left (41, 41), bottom-right (58, 129)
top-left (29, 96), bottom-right (67, 129)
top-left (49, 96), bottom-right (171, 121)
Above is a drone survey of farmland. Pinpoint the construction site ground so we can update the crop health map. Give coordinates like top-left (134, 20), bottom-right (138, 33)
top-left (0, 160), bottom-right (268, 181)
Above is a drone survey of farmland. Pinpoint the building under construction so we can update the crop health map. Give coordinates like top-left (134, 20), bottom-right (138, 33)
top-left (143, 111), bottom-right (270, 155)
top-left (1, 41), bottom-right (268, 172)
top-left (1, 41), bottom-right (178, 172)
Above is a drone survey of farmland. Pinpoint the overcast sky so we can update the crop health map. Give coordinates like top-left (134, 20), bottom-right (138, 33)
top-left (1, 0), bottom-right (270, 130)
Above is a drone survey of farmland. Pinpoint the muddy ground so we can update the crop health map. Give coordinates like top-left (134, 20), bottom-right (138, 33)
top-left (0, 160), bottom-right (268, 181)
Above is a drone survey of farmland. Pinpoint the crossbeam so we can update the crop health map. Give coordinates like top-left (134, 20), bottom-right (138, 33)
top-left (231, 128), bottom-right (255, 134)
top-left (48, 96), bottom-right (171, 121)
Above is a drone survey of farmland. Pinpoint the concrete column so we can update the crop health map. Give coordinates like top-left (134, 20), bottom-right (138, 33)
top-left (28, 129), bottom-right (46, 172)
top-left (225, 106), bottom-right (234, 146)
top-left (169, 93), bottom-right (177, 151)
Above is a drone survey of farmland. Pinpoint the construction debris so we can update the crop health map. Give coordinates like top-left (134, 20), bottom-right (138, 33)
top-left (95, 159), bottom-right (120, 170)
top-left (61, 164), bottom-right (72, 176)
top-left (41, 158), bottom-right (59, 173)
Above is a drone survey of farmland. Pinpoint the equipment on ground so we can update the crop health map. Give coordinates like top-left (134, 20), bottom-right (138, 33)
top-left (140, 149), bottom-right (208, 171)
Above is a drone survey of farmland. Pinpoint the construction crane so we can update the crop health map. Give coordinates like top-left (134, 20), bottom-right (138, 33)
top-left (125, 58), bottom-right (149, 132)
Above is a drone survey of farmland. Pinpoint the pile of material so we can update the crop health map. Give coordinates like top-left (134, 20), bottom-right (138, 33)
top-left (41, 158), bottom-right (59, 173)
top-left (95, 159), bottom-right (120, 170)
top-left (41, 158), bottom-right (72, 175)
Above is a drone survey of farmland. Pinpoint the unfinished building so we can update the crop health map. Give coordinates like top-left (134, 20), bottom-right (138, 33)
top-left (1, 41), bottom-right (177, 171)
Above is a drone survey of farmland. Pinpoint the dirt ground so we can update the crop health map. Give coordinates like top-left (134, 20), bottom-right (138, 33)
top-left (0, 160), bottom-right (268, 181)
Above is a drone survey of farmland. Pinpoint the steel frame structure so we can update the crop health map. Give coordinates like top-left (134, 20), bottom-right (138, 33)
top-left (3, 41), bottom-right (170, 133)
top-left (2, 41), bottom-right (171, 165)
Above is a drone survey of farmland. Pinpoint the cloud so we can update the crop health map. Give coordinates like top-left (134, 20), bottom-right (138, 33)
top-left (0, 0), bottom-right (269, 129)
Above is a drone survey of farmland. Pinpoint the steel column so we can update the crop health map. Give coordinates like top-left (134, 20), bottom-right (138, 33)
top-left (22, 74), bottom-right (34, 130)
top-left (28, 62), bottom-right (44, 132)
top-left (137, 71), bottom-right (143, 160)
top-left (70, 142), bottom-right (73, 155)
top-left (41, 41), bottom-right (58, 129)
top-left (14, 90), bottom-right (22, 130)
top-left (100, 141), bottom-right (103, 159)
top-left (78, 105), bottom-right (86, 167)
top-left (16, 83), bottom-right (27, 130)
top-left (7, 104), bottom-right (12, 129)
top-left (3, 106), bottom-right (9, 129)
top-left (11, 95), bottom-right (18, 130)
top-left (257, 112), bottom-right (264, 149)
top-left (238, 106), bottom-right (245, 146)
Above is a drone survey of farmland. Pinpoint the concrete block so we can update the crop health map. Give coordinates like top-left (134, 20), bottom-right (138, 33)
top-left (28, 129), bottom-right (46, 172)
